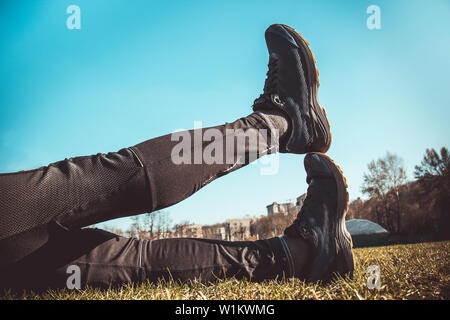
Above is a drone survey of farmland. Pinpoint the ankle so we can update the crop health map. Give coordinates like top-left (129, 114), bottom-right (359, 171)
top-left (283, 235), bottom-right (312, 278)
top-left (252, 111), bottom-right (289, 141)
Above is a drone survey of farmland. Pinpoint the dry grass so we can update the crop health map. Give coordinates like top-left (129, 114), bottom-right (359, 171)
top-left (2, 241), bottom-right (449, 300)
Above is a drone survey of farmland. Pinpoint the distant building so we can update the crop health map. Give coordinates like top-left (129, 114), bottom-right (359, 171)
top-left (266, 202), bottom-right (294, 215)
top-left (180, 194), bottom-right (308, 241)
top-left (266, 193), bottom-right (306, 216)
top-left (181, 224), bottom-right (203, 238)
top-left (202, 225), bottom-right (227, 240)
top-left (215, 227), bottom-right (227, 240)
top-left (225, 217), bottom-right (256, 241)
top-left (157, 232), bottom-right (172, 239)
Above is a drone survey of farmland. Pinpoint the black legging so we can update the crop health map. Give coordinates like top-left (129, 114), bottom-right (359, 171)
top-left (0, 114), bottom-right (293, 290)
top-left (1, 228), bottom-right (291, 290)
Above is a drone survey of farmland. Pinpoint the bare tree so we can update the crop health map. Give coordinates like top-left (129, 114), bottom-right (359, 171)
top-left (347, 197), bottom-right (364, 220)
top-left (361, 152), bottom-right (407, 233)
top-left (128, 215), bottom-right (141, 238)
top-left (152, 210), bottom-right (171, 239)
top-left (138, 210), bottom-right (172, 239)
top-left (254, 210), bottom-right (296, 239)
top-left (143, 211), bottom-right (159, 239)
top-left (386, 153), bottom-right (407, 233)
top-left (162, 211), bottom-right (173, 238)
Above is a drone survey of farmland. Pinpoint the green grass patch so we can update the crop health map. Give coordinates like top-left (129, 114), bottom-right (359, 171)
top-left (2, 241), bottom-right (449, 300)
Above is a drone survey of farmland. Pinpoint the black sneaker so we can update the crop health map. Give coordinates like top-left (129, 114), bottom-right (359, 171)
top-left (253, 24), bottom-right (331, 154)
top-left (284, 153), bottom-right (354, 282)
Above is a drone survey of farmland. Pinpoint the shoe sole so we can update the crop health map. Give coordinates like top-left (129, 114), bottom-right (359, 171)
top-left (310, 152), bottom-right (354, 281)
top-left (280, 25), bottom-right (332, 153)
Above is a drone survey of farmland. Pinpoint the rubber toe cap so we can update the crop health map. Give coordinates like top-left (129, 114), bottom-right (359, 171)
top-left (304, 153), bottom-right (334, 181)
top-left (265, 24), bottom-right (299, 48)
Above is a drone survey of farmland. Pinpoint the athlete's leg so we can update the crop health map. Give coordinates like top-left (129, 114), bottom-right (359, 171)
top-left (0, 228), bottom-right (311, 290)
top-left (0, 113), bottom-right (280, 267)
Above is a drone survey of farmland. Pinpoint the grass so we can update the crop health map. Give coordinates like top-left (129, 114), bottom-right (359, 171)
top-left (2, 241), bottom-right (449, 300)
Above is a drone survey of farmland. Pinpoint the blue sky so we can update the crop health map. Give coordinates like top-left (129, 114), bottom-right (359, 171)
top-left (1, 0), bottom-right (449, 230)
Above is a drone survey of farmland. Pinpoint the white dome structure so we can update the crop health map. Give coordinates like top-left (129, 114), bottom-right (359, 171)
top-left (345, 219), bottom-right (389, 247)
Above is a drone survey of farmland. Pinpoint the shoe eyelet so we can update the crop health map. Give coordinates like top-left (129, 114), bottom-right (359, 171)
top-left (272, 94), bottom-right (283, 106)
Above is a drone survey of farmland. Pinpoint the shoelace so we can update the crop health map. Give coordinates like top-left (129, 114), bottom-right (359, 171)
top-left (254, 55), bottom-right (279, 105)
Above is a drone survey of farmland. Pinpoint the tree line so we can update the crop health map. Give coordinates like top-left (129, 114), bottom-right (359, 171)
top-left (349, 146), bottom-right (449, 239)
